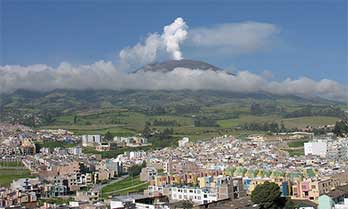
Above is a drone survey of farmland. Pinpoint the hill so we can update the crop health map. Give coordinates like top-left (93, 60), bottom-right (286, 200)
top-left (0, 89), bottom-right (343, 124)
top-left (0, 60), bottom-right (345, 138)
top-left (135, 59), bottom-right (234, 74)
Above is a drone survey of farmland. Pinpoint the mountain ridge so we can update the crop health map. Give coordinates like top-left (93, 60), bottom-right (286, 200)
top-left (135, 59), bottom-right (235, 75)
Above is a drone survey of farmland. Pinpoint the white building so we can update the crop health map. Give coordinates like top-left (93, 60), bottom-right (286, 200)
top-left (171, 186), bottom-right (217, 204)
top-left (110, 194), bottom-right (170, 209)
top-left (129, 151), bottom-right (146, 159)
top-left (304, 138), bottom-right (348, 160)
top-left (304, 140), bottom-right (328, 157)
top-left (147, 176), bottom-right (244, 205)
top-left (113, 136), bottom-right (131, 144)
top-left (335, 199), bottom-right (348, 209)
top-left (327, 138), bottom-right (348, 160)
top-left (40, 147), bottom-right (50, 154)
top-left (68, 146), bottom-right (82, 155)
top-left (82, 135), bottom-right (101, 147)
top-left (113, 136), bottom-right (149, 147)
top-left (178, 137), bottom-right (189, 147)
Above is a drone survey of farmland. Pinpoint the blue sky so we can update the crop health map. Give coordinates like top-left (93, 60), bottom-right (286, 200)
top-left (1, 0), bottom-right (347, 83)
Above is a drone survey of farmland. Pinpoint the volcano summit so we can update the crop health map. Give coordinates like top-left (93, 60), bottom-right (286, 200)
top-left (135, 59), bottom-right (234, 75)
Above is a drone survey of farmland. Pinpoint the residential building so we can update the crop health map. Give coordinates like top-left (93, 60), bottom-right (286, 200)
top-left (140, 167), bottom-right (158, 182)
top-left (20, 139), bottom-right (36, 155)
top-left (82, 135), bottom-right (101, 147)
top-left (304, 140), bottom-right (328, 157)
top-left (146, 176), bottom-right (244, 205)
top-left (178, 137), bottom-right (189, 147)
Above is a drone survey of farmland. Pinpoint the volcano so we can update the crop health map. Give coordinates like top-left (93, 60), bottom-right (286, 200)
top-left (135, 59), bottom-right (234, 75)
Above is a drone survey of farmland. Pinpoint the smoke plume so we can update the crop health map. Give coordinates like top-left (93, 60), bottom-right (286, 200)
top-left (119, 17), bottom-right (188, 68)
top-left (162, 17), bottom-right (188, 60)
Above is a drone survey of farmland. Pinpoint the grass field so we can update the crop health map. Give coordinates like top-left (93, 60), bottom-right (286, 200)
top-left (0, 161), bottom-right (23, 167)
top-left (36, 141), bottom-right (78, 150)
top-left (101, 176), bottom-right (148, 197)
top-left (282, 148), bottom-right (305, 157)
top-left (218, 115), bottom-right (339, 129)
top-left (41, 124), bottom-right (136, 136)
top-left (0, 168), bottom-right (33, 186)
top-left (149, 115), bottom-right (193, 127)
top-left (288, 140), bottom-right (308, 148)
top-left (217, 115), bottom-right (280, 128)
top-left (281, 116), bottom-right (339, 129)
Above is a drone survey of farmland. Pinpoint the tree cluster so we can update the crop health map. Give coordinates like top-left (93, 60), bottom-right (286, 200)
top-left (194, 116), bottom-right (218, 127)
top-left (242, 122), bottom-right (286, 133)
top-left (333, 120), bottom-right (348, 137)
top-left (104, 131), bottom-right (113, 141)
top-left (128, 161), bottom-right (146, 177)
top-left (251, 181), bottom-right (294, 209)
top-left (283, 105), bottom-right (343, 118)
top-left (250, 103), bottom-right (282, 115)
top-left (152, 119), bottom-right (178, 126)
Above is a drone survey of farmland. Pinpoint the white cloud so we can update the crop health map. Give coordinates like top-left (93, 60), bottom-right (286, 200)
top-left (118, 19), bottom-right (279, 69)
top-left (188, 21), bottom-right (279, 54)
top-left (1, 18), bottom-right (344, 102)
top-left (0, 62), bottom-right (346, 102)
top-left (119, 33), bottom-right (163, 68)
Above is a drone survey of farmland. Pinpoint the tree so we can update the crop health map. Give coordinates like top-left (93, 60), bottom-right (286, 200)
top-left (104, 131), bottom-right (113, 141)
top-left (333, 120), bottom-right (348, 137)
top-left (142, 124), bottom-right (152, 138)
top-left (283, 199), bottom-right (295, 209)
top-left (251, 181), bottom-right (286, 209)
top-left (280, 121), bottom-right (286, 132)
top-left (128, 163), bottom-right (146, 177)
top-left (160, 128), bottom-right (173, 139)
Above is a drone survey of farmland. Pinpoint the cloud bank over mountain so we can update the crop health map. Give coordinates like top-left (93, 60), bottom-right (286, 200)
top-left (0, 61), bottom-right (346, 102)
top-left (0, 17), bottom-right (346, 102)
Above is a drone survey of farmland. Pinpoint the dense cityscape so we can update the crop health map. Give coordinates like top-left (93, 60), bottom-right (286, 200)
top-left (0, 119), bottom-right (348, 208)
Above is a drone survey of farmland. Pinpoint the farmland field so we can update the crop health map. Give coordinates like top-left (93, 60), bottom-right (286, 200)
top-left (288, 140), bottom-right (308, 148)
top-left (281, 116), bottom-right (339, 129)
top-left (0, 168), bottom-right (33, 187)
top-left (14, 89), bottom-right (341, 146)
top-left (38, 107), bottom-right (341, 144)
top-left (101, 176), bottom-right (149, 197)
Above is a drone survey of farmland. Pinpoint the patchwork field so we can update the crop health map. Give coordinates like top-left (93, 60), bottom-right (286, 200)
top-left (0, 168), bottom-right (33, 187)
top-left (287, 140), bottom-right (308, 148)
top-left (101, 176), bottom-right (149, 197)
top-left (281, 116), bottom-right (339, 129)
top-left (38, 106), bottom-right (341, 145)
